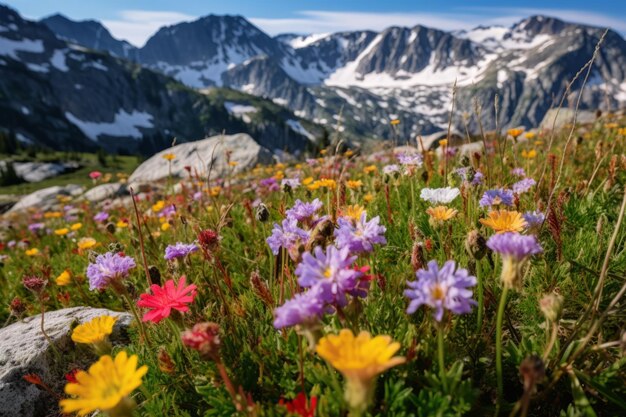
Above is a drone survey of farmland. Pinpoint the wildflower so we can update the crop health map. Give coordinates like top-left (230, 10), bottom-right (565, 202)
top-left (162, 153), bottom-right (176, 161)
top-left (346, 179), bottom-right (363, 189)
top-left (511, 167), bottom-right (526, 177)
top-left (266, 217), bottom-right (309, 257)
top-left (507, 128), bottom-right (524, 137)
top-left (486, 233), bottom-right (542, 289)
top-left (157, 348), bottom-right (176, 374)
top-left (65, 369), bottom-right (80, 383)
top-left (405, 260), bottom-right (477, 321)
top-left (522, 149), bottom-right (537, 159)
top-left (364, 193), bottom-right (374, 203)
top-left (137, 276), bottom-right (197, 323)
top-left (382, 164), bottom-right (400, 175)
top-left (286, 199), bottom-right (323, 223)
top-left (86, 252), bottom-right (136, 290)
top-left (93, 211), bottom-right (109, 222)
top-left (472, 171), bottom-right (484, 186)
top-left (512, 178), bottom-right (536, 194)
top-left (539, 293), bottom-right (564, 322)
top-left (279, 392), bottom-right (318, 417)
top-left (316, 329), bottom-right (405, 414)
top-left (71, 315), bottom-right (118, 353)
top-left (363, 165), bottom-right (377, 174)
top-left (228, 161), bottom-right (238, 167)
top-left (161, 222), bottom-right (170, 231)
top-left (397, 152), bottom-right (423, 166)
top-left (479, 189), bottom-right (514, 207)
top-left (281, 178), bottom-right (300, 191)
top-left (88, 171), bottom-right (102, 180)
top-left (439, 139), bottom-right (448, 147)
top-left (524, 132), bottom-right (536, 140)
top-left (390, 119), bottom-right (400, 125)
top-left (28, 223), bottom-right (45, 233)
top-left (343, 204), bottom-right (365, 221)
top-left (420, 187), bottom-right (460, 204)
top-left (44, 211), bottom-right (62, 219)
top-left (60, 351), bottom-right (147, 416)
top-left (465, 230), bottom-right (488, 260)
top-left (308, 178), bottom-right (336, 190)
top-left (55, 228), bottom-right (70, 236)
top-left (296, 245), bottom-right (361, 306)
top-left (25, 248), bottom-right (39, 256)
top-left (55, 270), bottom-right (72, 286)
top-left (77, 237), bottom-right (97, 252)
top-left (523, 210), bottom-right (545, 232)
top-left (181, 322), bottom-right (221, 360)
top-left (426, 206), bottom-right (458, 224)
top-left (116, 220), bottom-right (129, 229)
top-left (273, 286), bottom-right (326, 329)
top-left (23, 275), bottom-right (47, 294)
top-left (302, 177), bottom-right (314, 185)
top-left (70, 223), bottom-right (83, 231)
top-left (335, 212), bottom-right (386, 253)
top-left (164, 242), bottom-right (198, 261)
top-left (480, 210), bottom-right (527, 233)
top-left (9, 296), bottom-right (26, 317)
top-left (152, 200), bottom-right (165, 213)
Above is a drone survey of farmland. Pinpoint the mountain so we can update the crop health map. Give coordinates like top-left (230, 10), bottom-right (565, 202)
top-left (0, 5), bottom-right (320, 154)
top-left (20, 8), bottom-right (626, 144)
top-left (40, 13), bottom-right (138, 60)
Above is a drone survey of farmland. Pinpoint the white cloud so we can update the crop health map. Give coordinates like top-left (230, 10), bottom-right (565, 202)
top-left (102, 10), bottom-right (196, 47)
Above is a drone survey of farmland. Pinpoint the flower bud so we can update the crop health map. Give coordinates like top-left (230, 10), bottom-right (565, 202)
top-left (157, 347), bottom-right (176, 374)
top-left (106, 222), bottom-right (116, 234)
top-left (148, 265), bottom-right (161, 286)
top-left (255, 203), bottom-right (270, 222)
top-left (539, 292), bottom-right (564, 322)
top-left (181, 322), bottom-right (221, 361)
top-left (465, 230), bottom-right (487, 260)
top-left (9, 296), bottom-right (26, 317)
top-left (22, 275), bottom-right (47, 295)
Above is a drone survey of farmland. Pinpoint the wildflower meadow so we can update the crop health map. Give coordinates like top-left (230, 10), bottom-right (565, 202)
top-left (2, 120), bottom-right (626, 417)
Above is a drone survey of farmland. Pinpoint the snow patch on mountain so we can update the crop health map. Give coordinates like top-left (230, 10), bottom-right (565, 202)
top-left (65, 110), bottom-right (154, 141)
top-left (0, 37), bottom-right (44, 59)
top-left (286, 119), bottom-right (315, 141)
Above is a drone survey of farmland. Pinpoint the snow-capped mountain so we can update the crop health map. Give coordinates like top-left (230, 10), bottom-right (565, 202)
top-left (0, 5), bottom-right (319, 153)
top-left (27, 8), bottom-right (626, 144)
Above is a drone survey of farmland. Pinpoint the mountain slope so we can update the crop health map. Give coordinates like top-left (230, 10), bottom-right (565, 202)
top-left (0, 5), bottom-right (319, 154)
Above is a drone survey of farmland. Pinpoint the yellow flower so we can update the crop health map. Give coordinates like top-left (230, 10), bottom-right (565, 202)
top-left (390, 119), bottom-right (400, 125)
top-left (60, 351), bottom-right (147, 416)
top-left (521, 149), bottom-right (537, 159)
top-left (275, 162), bottom-right (286, 170)
top-left (364, 193), bottom-right (374, 203)
top-left (162, 153), bottom-right (176, 161)
top-left (70, 223), bottom-right (83, 231)
top-left (77, 237), bottom-right (97, 252)
top-left (426, 206), bottom-right (458, 222)
top-left (317, 330), bottom-right (405, 413)
top-left (319, 149), bottom-right (328, 155)
top-left (617, 127), bottom-right (626, 136)
top-left (605, 122), bottom-right (619, 129)
top-left (56, 270), bottom-right (72, 286)
top-left (534, 141), bottom-right (543, 146)
top-left (44, 211), bottom-right (62, 219)
top-left (364, 165), bottom-right (377, 174)
top-left (344, 205), bottom-right (365, 221)
top-left (507, 128), bottom-right (524, 137)
top-left (152, 200), bottom-right (165, 213)
top-left (438, 139), bottom-right (448, 147)
top-left (161, 222), bottom-right (171, 231)
top-left (25, 248), bottom-right (40, 256)
top-left (479, 210), bottom-right (527, 233)
top-left (116, 220), bottom-right (129, 229)
top-left (346, 180), bottom-right (363, 189)
top-left (71, 315), bottom-right (118, 345)
top-left (55, 228), bottom-right (69, 236)
top-left (302, 177), bottom-right (314, 185)
top-left (57, 195), bottom-right (72, 203)
top-left (524, 132), bottom-right (536, 140)
top-left (308, 179), bottom-right (336, 191)
top-left (273, 170), bottom-right (285, 180)
top-left (344, 150), bottom-right (354, 157)
top-left (295, 164), bottom-right (303, 169)
top-left (210, 186), bottom-right (222, 197)
top-left (228, 161), bottom-right (239, 167)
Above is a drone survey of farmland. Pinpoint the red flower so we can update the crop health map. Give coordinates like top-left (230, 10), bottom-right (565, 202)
top-left (181, 322), bottom-right (221, 360)
top-left (65, 369), bottom-right (80, 383)
top-left (89, 171), bottom-right (102, 180)
top-left (279, 392), bottom-right (317, 417)
top-left (137, 276), bottom-right (197, 323)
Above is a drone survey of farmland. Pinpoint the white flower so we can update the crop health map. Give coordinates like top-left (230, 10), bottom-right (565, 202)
top-left (383, 164), bottom-right (400, 174)
top-left (420, 187), bottom-right (461, 204)
top-left (397, 153), bottom-right (423, 166)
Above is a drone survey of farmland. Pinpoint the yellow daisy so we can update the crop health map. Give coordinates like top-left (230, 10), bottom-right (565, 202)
top-left (71, 315), bottom-right (118, 345)
top-left (479, 210), bottom-right (527, 233)
top-left (426, 206), bottom-right (458, 223)
top-left (55, 228), bottom-right (69, 236)
top-left (55, 270), bottom-right (72, 286)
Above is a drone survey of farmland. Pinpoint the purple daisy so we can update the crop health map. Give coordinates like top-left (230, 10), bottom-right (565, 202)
top-left (86, 252), bottom-right (136, 290)
top-left (479, 189), bottom-right (514, 207)
top-left (486, 233), bottom-right (543, 261)
top-left (281, 178), bottom-right (301, 190)
top-left (164, 242), bottom-right (199, 261)
top-left (511, 168), bottom-right (526, 177)
top-left (93, 211), bottom-right (109, 222)
top-left (286, 199), bottom-right (323, 222)
top-left (472, 171), bottom-right (484, 186)
top-left (512, 178), bottom-right (536, 194)
top-left (273, 286), bottom-right (326, 329)
top-left (523, 210), bottom-right (545, 230)
top-left (405, 260), bottom-right (477, 322)
top-left (28, 223), bottom-right (45, 233)
top-left (295, 245), bottom-right (361, 306)
top-left (159, 205), bottom-right (176, 218)
top-left (334, 212), bottom-right (387, 253)
top-left (266, 217), bottom-right (310, 256)
top-left (383, 164), bottom-right (400, 175)
top-left (397, 153), bottom-right (423, 166)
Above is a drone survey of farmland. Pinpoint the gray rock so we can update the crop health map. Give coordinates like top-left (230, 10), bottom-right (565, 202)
top-left (0, 307), bottom-right (131, 417)
top-left (128, 133), bottom-right (274, 185)
top-left (82, 182), bottom-right (127, 203)
top-left (8, 184), bottom-right (84, 213)
top-left (0, 162), bottom-right (80, 183)
top-left (539, 108), bottom-right (597, 130)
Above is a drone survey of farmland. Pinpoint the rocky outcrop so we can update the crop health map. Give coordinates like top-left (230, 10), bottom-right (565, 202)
top-left (8, 184), bottom-right (84, 213)
top-left (0, 161), bottom-right (80, 182)
top-left (128, 133), bottom-right (274, 185)
top-left (81, 182), bottom-right (127, 203)
top-left (0, 307), bottom-right (131, 417)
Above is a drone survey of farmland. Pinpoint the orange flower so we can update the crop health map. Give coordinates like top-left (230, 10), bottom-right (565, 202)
top-left (479, 210), bottom-right (527, 233)
top-left (426, 206), bottom-right (458, 223)
top-left (346, 180), bottom-right (363, 189)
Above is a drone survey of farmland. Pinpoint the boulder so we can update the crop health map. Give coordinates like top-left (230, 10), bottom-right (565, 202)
top-left (128, 133), bottom-right (274, 186)
top-left (0, 307), bottom-right (131, 417)
top-left (82, 182), bottom-right (127, 203)
top-left (540, 108), bottom-right (596, 130)
top-left (0, 162), bottom-right (80, 183)
top-left (8, 184), bottom-right (84, 213)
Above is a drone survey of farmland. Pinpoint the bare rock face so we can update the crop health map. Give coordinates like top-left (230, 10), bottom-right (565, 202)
top-left (128, 133), bottom-right (274, 186)
top-left (82, 182), bottom-right (128, 203)
top-left (0, 307), bottom-right (131, 417)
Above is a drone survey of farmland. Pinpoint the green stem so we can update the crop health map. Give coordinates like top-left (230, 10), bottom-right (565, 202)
top-left (476, 259), bottom-right (484, 332)
top-left (495, 286), bottom-right (509, 416)
top-left (122, 292), bottom-right (151, 348)
top-left (437, 323), bottom-right (446, 392)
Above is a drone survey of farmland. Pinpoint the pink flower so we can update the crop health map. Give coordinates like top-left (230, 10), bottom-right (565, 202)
top-left (89, 171), bottom-right (102, 180)
top-left (137, 276), bottom-right (197, 323)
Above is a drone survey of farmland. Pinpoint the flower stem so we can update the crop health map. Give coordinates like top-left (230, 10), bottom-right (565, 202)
top-left (495, 285), bottom-right (509, 416)
top-left (476, 259), bottom-right (484, 332)
top-left (437, 323), bottom-right (446, 392)
top-left (122, 292), bottom-right (151, 348)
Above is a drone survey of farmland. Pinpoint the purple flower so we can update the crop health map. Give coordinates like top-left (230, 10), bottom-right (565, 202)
top-left (472, 171), bottom-right (484, 186)
top-left (28, 223), bottom-right (45, 233)
top-left (273, 286), bottom-right (326, 329)
top-left (281, 178), bottom-right (300, 190)
top-left (159, 205), bottom-right (176, 218)
top-left (383, 164), bottom-right (400, 175)
top-left (260, 177), bottom-right (279, 191)
top-left (295, 245), bottom-right (361, 306)
top-left (266, 217), bottom-right (309, 255)
top-left (285, 199), bottom-right (323, 222)
top-left (523, 210), bottom-right (545, 230)
top-left (486, 233), bottom-right (543, 261)
top-left (193, 191), bottom-right (202, 201)
top-left (164, 242), bottom-right (199, 261)
top-left (86, 252), bottom-right (136, 290)
top-left (334, 213), bottom-right (386, 253)
top-left (512, 178), bottom-right (536, 194)
top-left (405, 260), bottom-right (477, 322)
top-left (93, 211), bottom-right (109, 222)
top-left (397, 153), bottom-right (423, 166)
top-left (511, 168), bottom-right (526, 177)
top-left (479, 189), bottom-right (514, 207)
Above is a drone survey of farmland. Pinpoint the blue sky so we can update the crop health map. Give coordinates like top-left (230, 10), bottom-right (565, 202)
top-left (5, 0), bottom-right (626, 46)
